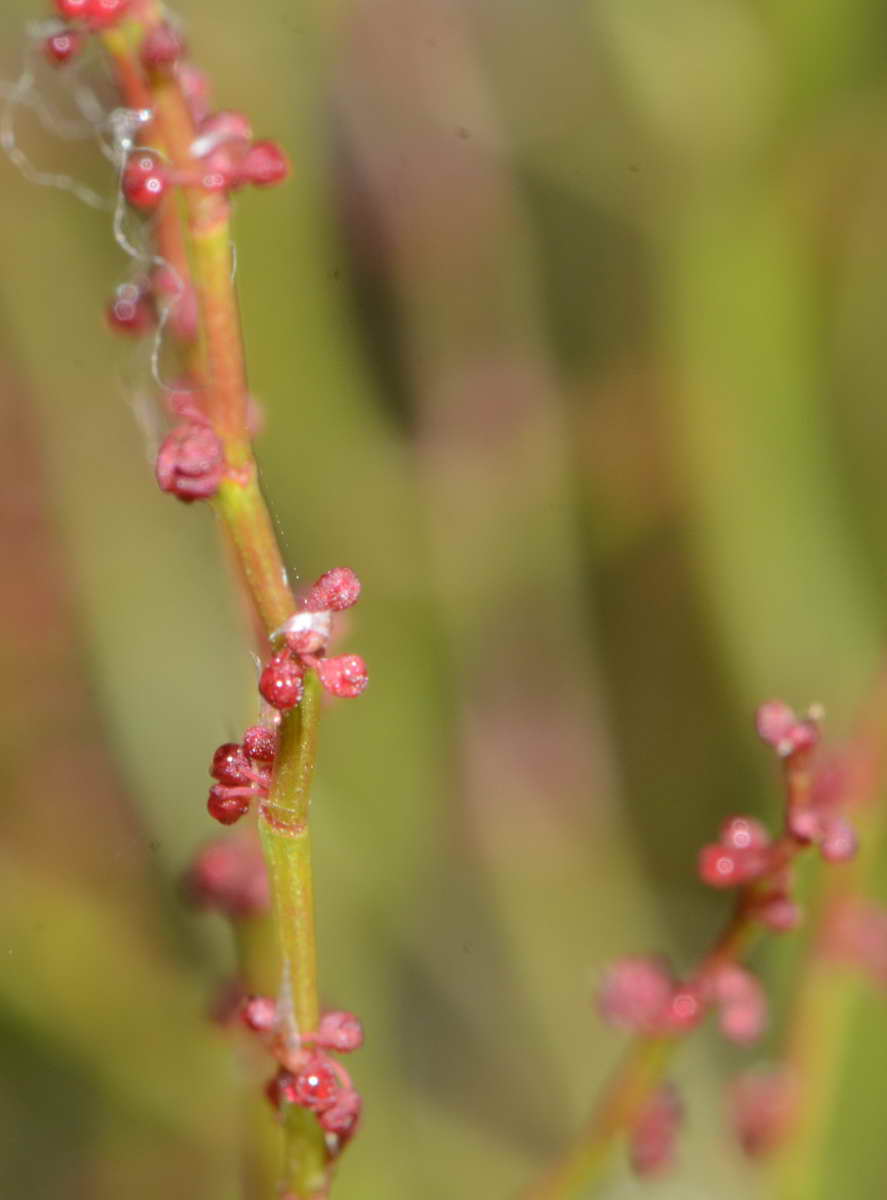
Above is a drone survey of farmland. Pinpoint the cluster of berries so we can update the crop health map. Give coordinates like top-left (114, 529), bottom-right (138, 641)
top-left (241, 1000), bottom-right (363, 1147)
top-left (45, 0), bottom-right (129, 63)
top-left (208, 724), bottom-right (277, 826)
top-left (258, 568), bottom-right (369, 712)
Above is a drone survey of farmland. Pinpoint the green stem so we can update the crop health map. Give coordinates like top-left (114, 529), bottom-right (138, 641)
top-left (260, 674), bottom-right (328, 1196)
top-left (101, 12), bottom-right (330, 1196)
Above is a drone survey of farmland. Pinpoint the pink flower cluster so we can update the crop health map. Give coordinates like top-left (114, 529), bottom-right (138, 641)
top-left (207, 723), bottom-right (278, 826)
top-left (258, 568), bottom-right (369, 714)
top-left (598, 955), bottom-right (767, 1046)
top-left (242, 1002), bottom-right (364, 1148)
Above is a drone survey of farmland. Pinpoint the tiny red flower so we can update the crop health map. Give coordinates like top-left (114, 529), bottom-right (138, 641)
top-left (122, 151), bottom-right (168, 211)
top-left (240, 140), bottom-right (290, 187)
top-left (317, 1010), bottom-right (364, 1053)
top-left (241, 995), bottom-right (277, 1033)
top-left (259, 653), bottom-right (304, 711)
top-left (207, 785), bottom-right (251, 826)
top-left (319, 1088), bottom-right (362, 1141)
top-left (141, 21), bottom-right (185, 69)
top-left (44, 29), bottom-right (83, 66)
top-left (53, 0), bottom-right (90, 18)
top-left (304, 567), bottom-right (361, 613)
top-left (211, 742), bottom-right (252, 787)
top-left (106, 282), bottom-right (154, 335)
top-left (87, 0), bottom-right (130, 31)
top-left (317, 654), bottom-right (368, 699)
top-left (242, 724), bottom-right (278, 763)
top-left (292, 1055), bottom-right (340, 1111)
top-left (155, 423), bottom-right (225, 502)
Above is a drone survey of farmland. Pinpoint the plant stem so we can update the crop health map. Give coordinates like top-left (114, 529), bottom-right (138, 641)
top-left (101, 10), bottom-right (330, 1194)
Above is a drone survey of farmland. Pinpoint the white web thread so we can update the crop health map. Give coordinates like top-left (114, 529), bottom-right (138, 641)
top-left (1, 38), bottom-right (110, 210)
top-left (106, 113), bottom-right (186, 395)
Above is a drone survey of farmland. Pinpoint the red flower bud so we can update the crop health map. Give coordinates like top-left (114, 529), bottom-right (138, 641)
top-left (242, 724), bottom-right (278, 763)
top-left (240, 140), bottom-right (290, 187)
top-left (54, 0), bottom-right (90, 18)
top-left (155, 423), bottom-right (225, 502)
top-left (304, 567), bottom-right (361, 613)
top-left (106, 282), bottom-right (154, 335)
top-left (319, 1088), bottom-right (362, 1141)
top-left (207, 784), bottom-right (250, 826)
top-left (87, 0), bottom-right (130, 31)
top-left (141, 21), bottom-right (185, 69)
top-left (598, 956), bottom-right (673, 1032)
top-left (317, 654), bottom-right (368, 699)
top-left (292, 1056), bottom-right (339, 1111)
top-left (44, 29), bottom-right (83, 66)
top-left (317, 1010), bottom-right (364, 1053)
top-left (184, 839), bottom-right (269, 917)
top-left (241, 995), bottom-right (277, 1033)
top-left (719, 815), bottom-right (770, 852)
top-left (211, 742), bottom-right (251, 787)
top-left (698, 843), bottom-right (769, 889)
top-left (122, 151), bottom-right (168, 211)
top-left (259, 653), bottom-right (304, 711)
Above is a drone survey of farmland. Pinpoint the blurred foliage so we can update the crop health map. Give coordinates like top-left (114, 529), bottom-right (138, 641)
top-left (1, 0), bottom-right (887, 1196)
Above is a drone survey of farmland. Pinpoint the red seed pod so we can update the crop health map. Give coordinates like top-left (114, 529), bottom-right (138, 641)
top-left (44, 29), bottom-right (83, 65)
top-left (698, 843), bottom-right (769, 889)
top-left (122, 151), bottom-right (168, 211)
top-left (317, 655), bottom-right (369, 699)
top-left (242, 724), bottom-right (278, 763)
top-left (719, 815), bottom-right (770, 852)
top-left (140, 21), bottom-right (185, 69)
top-left (598, 956), bottom-right (673, 1032)
top-left (106, 282), bottom-right (154, 335)
top-left (292, 1055), bottom-right (340, 1112)
top-left (317, 1011), bottom-right (364, 1053)
top-left (304, 567), bottom-right (361, 613)
top-left (259, 653), bottom-right (304, 711)
top-left (207, 785), bottom-right (251, 826)
top-left (184, 838), bottom-right (269, 917)
top-left (54, 0), bottom-right (90, 18)
top-left (87, 0), bottom-right (130, 30)
top-left (155, 423), bottom-right (225, 502)
top-left (319, 1089), bottom-right (362, 1141)
top-left (211, 742), bottom-right (251, 787)
top-left (240, 140), bottom-right (290, 187)
top-left (241, 995), bottom-right (277, 1033)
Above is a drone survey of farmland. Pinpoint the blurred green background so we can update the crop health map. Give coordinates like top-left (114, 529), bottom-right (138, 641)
top-left (2, 0), bottom-right (887, 1196)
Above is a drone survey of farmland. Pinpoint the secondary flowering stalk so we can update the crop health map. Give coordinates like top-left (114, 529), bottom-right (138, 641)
top-left (35, 2), bottom-right (365, 1194)
top-left (525, 701), bottom-right (859, 1199)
